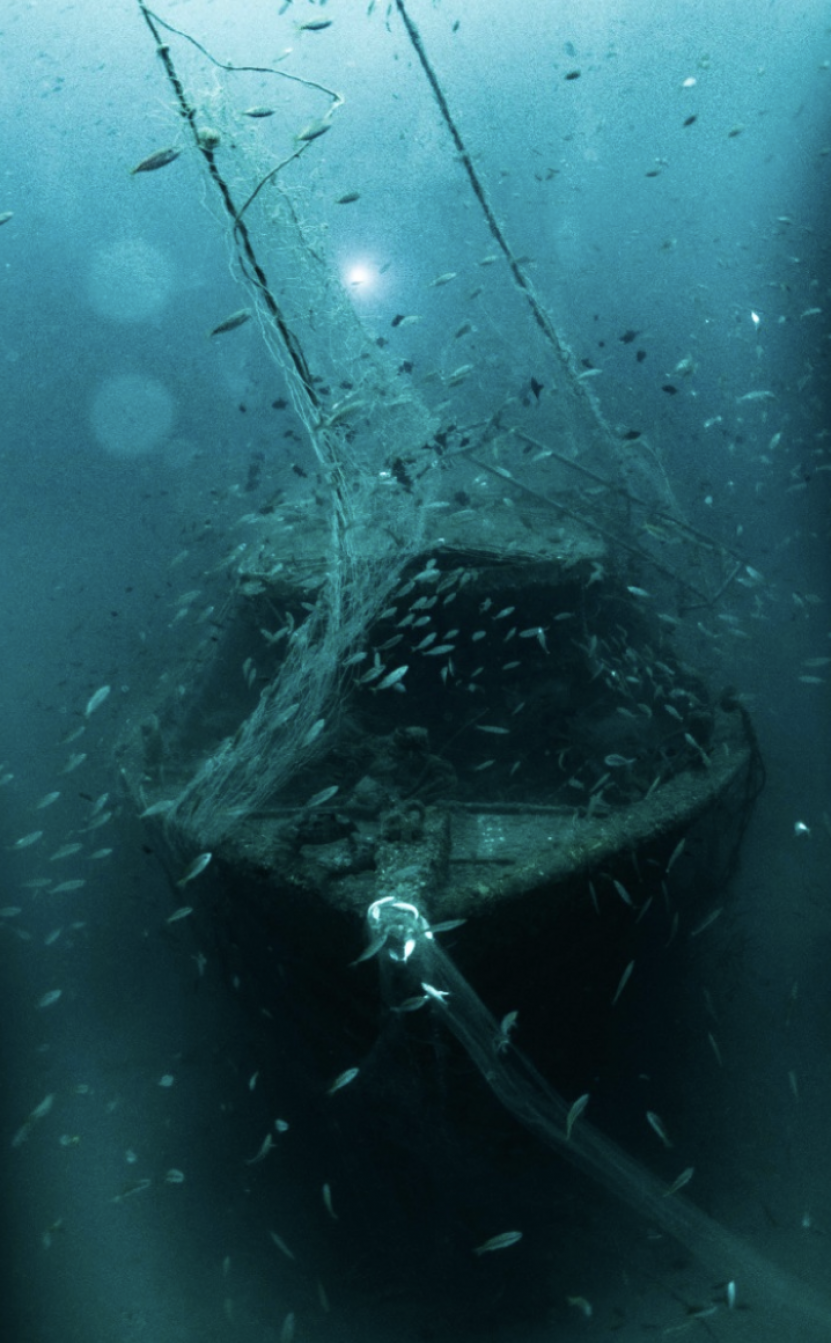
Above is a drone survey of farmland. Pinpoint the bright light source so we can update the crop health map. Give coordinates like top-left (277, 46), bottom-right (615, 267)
top-left (347, 263), bottom-right (372, 287)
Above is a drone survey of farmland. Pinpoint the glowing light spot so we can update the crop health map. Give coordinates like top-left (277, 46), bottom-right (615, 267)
top-left (90, 374), bottom-right (175, 458)
top-left (347, 264), bottom-right (371, 287)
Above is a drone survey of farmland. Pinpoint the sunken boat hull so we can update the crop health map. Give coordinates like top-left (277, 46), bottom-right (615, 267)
top-left (118, 496), bottom-right (762, 1081)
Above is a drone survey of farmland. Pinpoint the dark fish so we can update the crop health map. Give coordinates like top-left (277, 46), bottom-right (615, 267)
top-left (336, 192), bottom-right (360, 204)
top-left (620, 329), bottom-right (638, 344)
top-left (130, 147), bottom-right (181, 175)
top-left (636, 349), bottom-right (647, 362)
top-left (209, 308), bottom-right (252, 337)
top-left (661, 384), bottom-right (679, 395)
top-left (391, 457), bottom-right (414, 491)
top-left (564, 70), bottom-right (581, 80)
top-left (298, 19), bottom-right (333, 31)
top-left (530, 376), bottom-right (544, 400)
top-left (272, 398), bottom-right (288, 410)
top-left (391, 314), bottom-right (405, 327)
top-left (622, 429), bottom-right (642, 441)
top-left (243, 106), bottom-right (275, 118)
top-left (683, 114), bottom-right (697, 127)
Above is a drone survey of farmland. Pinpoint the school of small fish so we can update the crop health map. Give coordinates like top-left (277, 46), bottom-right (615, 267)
top-left (2, 12), bottom-right (828, 1334)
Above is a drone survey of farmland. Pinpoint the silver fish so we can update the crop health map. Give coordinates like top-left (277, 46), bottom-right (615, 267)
top-left (421, 981), bottom-right (450, 1003)
top-left (112, 1178), bottom-right (152, 1202)
top-left (37, 989), bottom-right (63, 1009)
top-left (473, 1230), bottom-right (523, 1255)
top-left (349, 931), bottom-right (388, 965)
top-left (11, 1093), bottom-right (55, 1147)
top-left (303, 718), bottom-right (326, 746)
top-left (139, 799), bottom-right (174, 819)
top-left (11, 831), bottom-right (43, 849)
top-left (646, 1110), bottom-right (673, 1148)
top-left (84, 684), bottom-right (111, 717)
top-left (612, 878), bottom-right (633, 906)
top-left (495, 1009), bottom-right (518, 1054)
top-left (49, 843), bottom-right (82, 861)
top-left (612, 960), bottom-right (634, 1005)
top-left (268, 1230), bottom-right (296, 1261)
top-left (690, 908), bottom-right (723, 937)
top-left (166, 906), bottom-right (193, 924)
top-left (376, 665), bottom-right (409, 691)
top-left (176, 852), bottom-right (213, 887)
top-left (663, 1165), bottom-right (694, 1197)
top-left (565, 1093), bottom-right (589, 1140)
top-left (392, 994), bottom-right (430, 1013)
top-left (245, 1133), bottom-right (274, 1165)
top-left (327, 1066), bottom-right (359, 1095)
top-left (84, 810), bottom-right (112, 832)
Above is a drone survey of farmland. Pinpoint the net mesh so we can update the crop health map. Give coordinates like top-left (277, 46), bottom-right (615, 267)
top-left (134, 3), bottom-right (744, 851)
top-left (138, 7), bottom-right (444, 844)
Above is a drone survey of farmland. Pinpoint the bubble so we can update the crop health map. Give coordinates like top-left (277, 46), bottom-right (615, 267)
top-left (86, 238), bottom-right (174, 323)
top-left (90, 374), bottom-right (175, 458)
